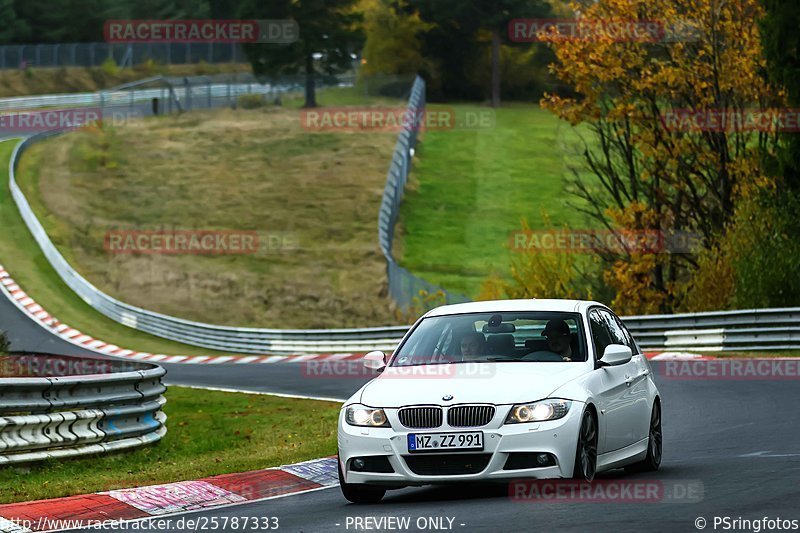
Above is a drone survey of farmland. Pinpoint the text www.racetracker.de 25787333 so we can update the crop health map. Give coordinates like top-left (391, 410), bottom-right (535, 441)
top-left (0, 516), bottom-right (280, 531)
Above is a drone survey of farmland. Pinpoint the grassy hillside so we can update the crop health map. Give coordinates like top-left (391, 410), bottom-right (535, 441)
top-left (15, 93), bottom-right (405, 329)
top-left (396, 103), bottom-right (597, 296)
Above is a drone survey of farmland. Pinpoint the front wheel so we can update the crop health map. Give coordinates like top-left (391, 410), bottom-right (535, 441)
top-left (571, 410), bottom-right (598, 481)
top-left (338, 456), bottom-right (386, 504)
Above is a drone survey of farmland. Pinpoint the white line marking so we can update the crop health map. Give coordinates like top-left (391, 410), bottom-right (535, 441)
top-left (168, 384), bottom-right (345, 403)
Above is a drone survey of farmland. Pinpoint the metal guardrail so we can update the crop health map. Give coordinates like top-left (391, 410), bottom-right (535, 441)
top-left (5, 76), bottom-right (798, 354)
top-left (0, 83), bottom-right (271, 112)
top-left (0, 73), bottom-right (356, 112)
top-left (0, 353), bottom-right (167, 465)
top-left (622, 308), bottom-right (800, 350)
top-left (377, 76), bottom-right (470, 309)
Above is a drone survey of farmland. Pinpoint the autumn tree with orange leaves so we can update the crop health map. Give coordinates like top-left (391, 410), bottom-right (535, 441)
top-left (536, 0), bottom-right (785, 314)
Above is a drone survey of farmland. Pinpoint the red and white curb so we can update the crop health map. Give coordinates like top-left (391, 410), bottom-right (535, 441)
top-left (0, 457), bottom-right (339, 532)
top-left (0, 264), bottom-right (366, 365)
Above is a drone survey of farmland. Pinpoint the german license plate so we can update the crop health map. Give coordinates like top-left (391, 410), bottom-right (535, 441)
top-left (407, 431), bottom-right (483, 453)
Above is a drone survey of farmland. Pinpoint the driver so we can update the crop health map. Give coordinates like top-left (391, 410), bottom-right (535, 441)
top-left (460, 331), bottom-right (486, 361)
top-left (542, 319), bottom-right (574, 362)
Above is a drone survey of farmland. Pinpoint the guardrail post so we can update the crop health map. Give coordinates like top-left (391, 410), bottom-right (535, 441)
top-left (184, 78), bottom-right (192, 111)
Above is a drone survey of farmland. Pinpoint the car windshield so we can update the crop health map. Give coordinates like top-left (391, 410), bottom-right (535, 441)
top-left (391, 312), bottom-right (586, 366)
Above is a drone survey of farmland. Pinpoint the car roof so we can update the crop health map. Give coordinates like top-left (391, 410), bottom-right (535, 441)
top-left (424, 298), bottom-right (607, 318)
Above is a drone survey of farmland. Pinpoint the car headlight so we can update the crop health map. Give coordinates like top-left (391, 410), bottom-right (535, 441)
top-left (505, 399), bottom-right (571, 424)
top-left (345, 404), bottom-right (390, 427)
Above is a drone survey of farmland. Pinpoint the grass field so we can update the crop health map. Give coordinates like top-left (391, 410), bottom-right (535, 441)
top-left (0, 139), bottom-right (236, 356)
top-left (395, 103), bottom-right (597, 297)
top-left (14, 88), bottom-right (406, 330)
top-left (0, 387), bottom-right (340, 504)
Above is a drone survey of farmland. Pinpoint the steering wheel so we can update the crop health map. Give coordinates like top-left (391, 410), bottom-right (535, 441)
top-left (521, 350), bottom-right (565, 362)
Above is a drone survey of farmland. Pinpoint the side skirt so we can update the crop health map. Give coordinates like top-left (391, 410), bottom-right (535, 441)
top-left (596, 438), bottom-right (648, 472)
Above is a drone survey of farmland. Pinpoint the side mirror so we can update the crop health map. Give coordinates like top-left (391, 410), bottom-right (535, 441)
top-left (363, 350), bottom-right (387, 372)
top-left (599, 344), bottom-right (632, 367)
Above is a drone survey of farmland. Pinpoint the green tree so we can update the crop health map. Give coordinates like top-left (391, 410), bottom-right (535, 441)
top-left (0, 0), bottom-right (24, 43)
top-left (541, 0), bottom-right (782, 313)
top-left (471, 0), bottom-right (551, 107)
top-left (239, 0), bottom-right (362, 108)
top-left (410, 0), bottom-right (550, 104)
top-left (360, 0), bottom-right (432, 76)
top-left (12, 0), bottom-right (72, 43)
top-left (760, 0), bottom-right (800, 191)
top-left (128, 0), bottom-right (210, 20)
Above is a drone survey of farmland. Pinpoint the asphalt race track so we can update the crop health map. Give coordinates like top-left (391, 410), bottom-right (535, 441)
top-left (0, 293), bottom-right (372, 400)
top-left (2, 293), bottom-right (799, 532)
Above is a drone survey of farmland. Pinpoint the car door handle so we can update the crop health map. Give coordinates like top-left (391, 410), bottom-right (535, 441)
top-left (624, 375), bottom-right (634, 386)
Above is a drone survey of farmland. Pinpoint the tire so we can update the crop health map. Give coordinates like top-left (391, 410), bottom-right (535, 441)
top-left (627, 401), bottom-right (662, 473)
top-left (571, 409), bottom-right (598, 481)
top-left (338, 457), bottom-right (386, 504)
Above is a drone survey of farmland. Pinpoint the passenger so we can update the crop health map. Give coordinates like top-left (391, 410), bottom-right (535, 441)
top-left (460, 331), bottom-right (487, 361)
top-left (542, 319), bottom-right (574, 362)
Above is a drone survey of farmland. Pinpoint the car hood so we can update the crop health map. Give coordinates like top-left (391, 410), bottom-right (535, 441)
top-left (357, 363), bottom-right (588, 407)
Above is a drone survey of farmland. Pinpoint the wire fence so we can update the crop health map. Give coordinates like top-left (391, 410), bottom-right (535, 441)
top-left (0, 42), bottom-right (244, 69)
top-left (97, 73), bottom-right (318, 117)
top-left (377, 76), bottom-right (471, 309)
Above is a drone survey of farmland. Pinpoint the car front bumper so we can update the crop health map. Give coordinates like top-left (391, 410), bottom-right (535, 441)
top-left (338, 403), bottom-right (584, 487)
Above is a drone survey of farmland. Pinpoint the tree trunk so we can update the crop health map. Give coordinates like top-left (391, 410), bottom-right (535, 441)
top-left (490, 28), bottom-right (501, 108)
top-left (303, 52), bottom-right (317, 108)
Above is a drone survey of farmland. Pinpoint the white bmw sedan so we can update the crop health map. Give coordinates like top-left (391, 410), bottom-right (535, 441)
top-left (337, 299), bottom-right (662, 503)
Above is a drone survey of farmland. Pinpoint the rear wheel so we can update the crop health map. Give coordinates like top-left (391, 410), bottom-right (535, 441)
top-left (627, 401), bottom-right (662, 472)
top-left (338, 457), bottom-right (386, 504)
top-left (571, 410), bottom-right (598, 481)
